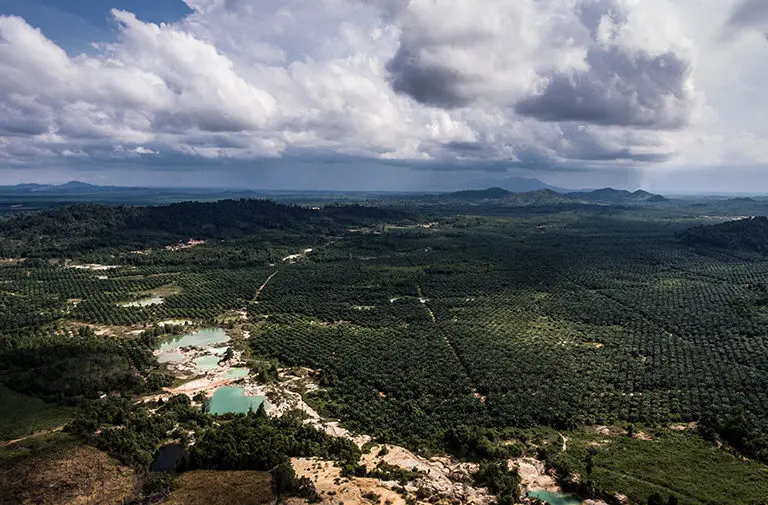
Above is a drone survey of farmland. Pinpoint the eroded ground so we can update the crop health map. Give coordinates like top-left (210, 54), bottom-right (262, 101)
top-left (0, 438), bottom-right (134, 505)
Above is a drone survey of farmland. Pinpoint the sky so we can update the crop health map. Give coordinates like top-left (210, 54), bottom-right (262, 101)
top-left (0, 0), bottom-right (767, 192)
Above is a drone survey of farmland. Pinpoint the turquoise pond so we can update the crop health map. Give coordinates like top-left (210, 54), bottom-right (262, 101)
top-left (225, 368), bottom-right (249, 378)
top-left (526, 489), bottom-right (581, 505)
top-left (194, 355), bottom-right (222, 370)
top-left (208, 387), bottom-right (265, 415)
top-left (159, 328), bottom-right (230, 351)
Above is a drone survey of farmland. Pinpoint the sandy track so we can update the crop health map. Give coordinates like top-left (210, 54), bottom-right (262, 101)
top-left (1, 426), bottom-right (65, 446)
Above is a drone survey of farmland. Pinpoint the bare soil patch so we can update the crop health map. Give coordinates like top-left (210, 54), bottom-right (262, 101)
top-left (0, 443), bottom-right (134, 505)
top-left (509, 457), bottom-right (560, 493)
top-left (290, 457), bottom-right (407, 505)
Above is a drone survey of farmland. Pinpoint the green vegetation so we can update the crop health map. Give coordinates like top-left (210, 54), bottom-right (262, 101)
top-left (0, 199), bottom-right (412, 257)
top-left (0, 386), bottom-right (73, 440)
top-left (549, 427), bottom-right (768, 505)
top-left (682, 216), bottom-right (768, 252)
top-left (249, 209), bottom-right (768, 454)
top-left (474, 461), bottom-right (522, 504)
top-left (2, 195), bottom-right (768, 504)
top-left (63, 395), bottom-right (356, 501)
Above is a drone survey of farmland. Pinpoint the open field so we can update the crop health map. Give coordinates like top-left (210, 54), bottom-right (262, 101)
top-left (0, 386), bottom-right (73, 441)
top-left (0, 433), bottom-right (135, 505)
top-left (163, 470), bottom-right (274, 505)
top-left (554, 427), bottom-right (768, 505)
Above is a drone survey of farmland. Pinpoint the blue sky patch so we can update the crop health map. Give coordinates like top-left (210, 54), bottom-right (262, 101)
top-left (0, 0), bottom-right (192, 53)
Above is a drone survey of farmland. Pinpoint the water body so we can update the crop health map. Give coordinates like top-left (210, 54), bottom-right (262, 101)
top-left (225, 367), bottom-right (249, 378)
top-left (159, 328), bottom-right (230, 351)
top-left (194, 355), bottom-right (221, 371)
top-left (150, 443), bottom-right (186, 472)
top-left (209, 386), bottom-right (265, 415)
top-left (527, 489), bottom-right (581, 505)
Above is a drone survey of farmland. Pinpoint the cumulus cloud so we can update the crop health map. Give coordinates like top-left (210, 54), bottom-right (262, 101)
top-left (0, 0), bottom-right (763, 179)
top-left (515, 47), bottom-right (693, 129)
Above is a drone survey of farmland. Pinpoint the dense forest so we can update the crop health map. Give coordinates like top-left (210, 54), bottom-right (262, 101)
top-left (681, 216), bottom-right (768, 253)
top-left (0, 199), bottom-right (412, 257)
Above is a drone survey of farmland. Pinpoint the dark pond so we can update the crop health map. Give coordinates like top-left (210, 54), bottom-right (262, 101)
top-left (150, 443), bottom-right (186, 472)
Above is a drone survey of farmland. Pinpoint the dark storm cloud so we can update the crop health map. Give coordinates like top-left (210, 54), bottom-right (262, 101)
top-left (726, 0), bottom-right (768, 29)
top-left (386, 45), bottom-right (471, 108)
top-left (0, 102), bottom-right (53, 136)
top-left (359, 0), bottom-right (410, 19)
top-left (515, 46), bottom-right (692, 129)
top-left (577, 0), bottom-right (629, 38)
top-left (557, 125), bottom-right (673, 162)
top-left (568, 148), bottom-right (670, 162)
top-left (443, 141), bottom-right (487, 153)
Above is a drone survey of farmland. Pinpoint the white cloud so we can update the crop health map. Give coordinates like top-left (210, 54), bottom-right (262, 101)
top-left (0, 0), bottom-right (765, 180)
top-left (62, 149), bottom-right (89, 158)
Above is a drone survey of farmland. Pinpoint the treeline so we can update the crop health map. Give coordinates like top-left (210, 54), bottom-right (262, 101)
top-left (0, 325), bottom-right (172, 404)
top-left (698, 410), bottom-right (768, 463)
top-left (681, 216), bottom-right (768, 252)
top-left (0, 199), bottom-right (413, 257)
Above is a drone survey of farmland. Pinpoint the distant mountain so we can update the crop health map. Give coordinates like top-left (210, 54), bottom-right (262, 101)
top-left (56, 181), bottom-right (101, 190)
top-left (505, 189), bottom-right (575, 206)
top-left (9, 183), bottom-right (52, 191)
top-left (462, 176), bottom-right (569, 193)
top-left (442, 187), bottom-right (512, 200)
top-left (439, 187), bottom-right (666, 206)
top-left (0, 181), bottom-right (112, 193)
top-left (567, 188), bottom-right (667, 203)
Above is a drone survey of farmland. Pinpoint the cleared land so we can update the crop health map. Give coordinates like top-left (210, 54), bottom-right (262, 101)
top-left (0, 386), bottom-right (73, 441)
top-left (0, 434), bottom-right (134, 505)
top-left (163, 470), bottom-right (274, 505)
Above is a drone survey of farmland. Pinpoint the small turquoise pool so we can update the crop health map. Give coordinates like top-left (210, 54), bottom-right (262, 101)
top-left (194, 355), bottom-right (221, 371)
top-left (159, 328), bottom-right (230, 351)
top-left (208, 386), bottom-right (265, 415)
top-left (225, 367), bottom-right (249, 378)
top-left (527, 489), bottom-right (581, 505)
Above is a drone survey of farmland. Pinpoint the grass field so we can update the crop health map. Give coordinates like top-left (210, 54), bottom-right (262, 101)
top-left (164, 470), bottom-right (274, 505)
top-left (0, 386), bottom-right (74, 441)
top-left (555, 427), bottom-right (768, 505)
